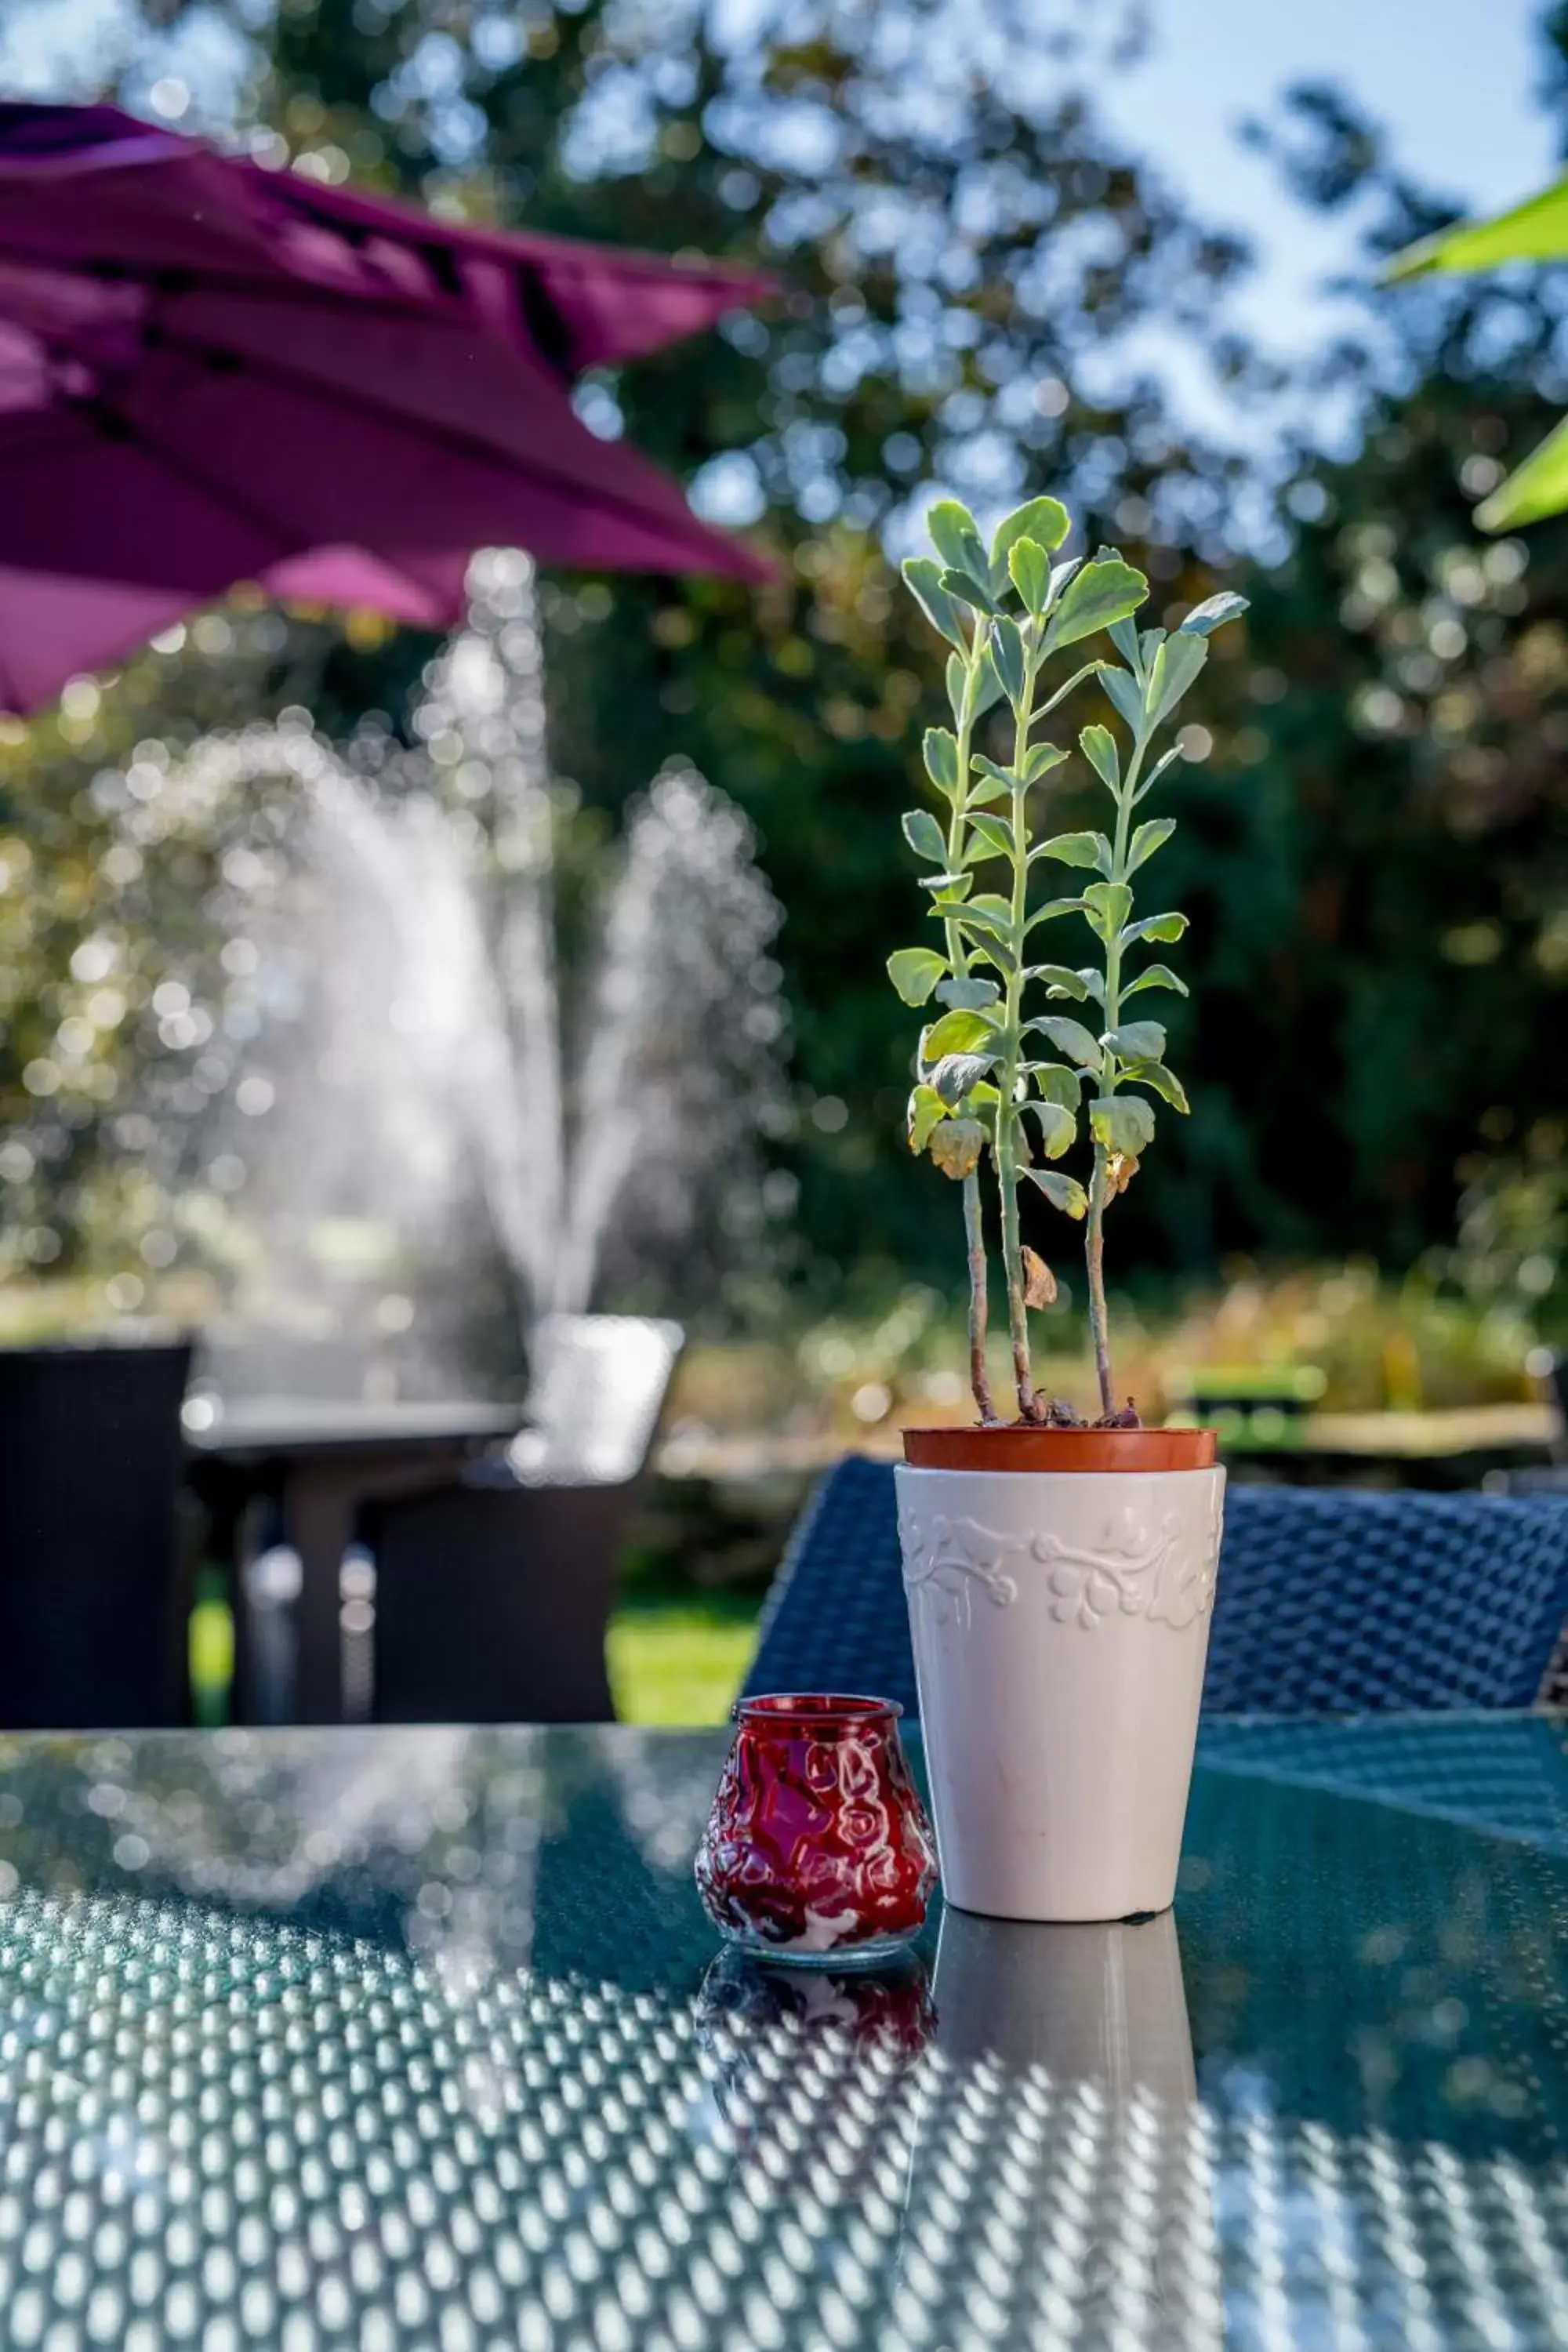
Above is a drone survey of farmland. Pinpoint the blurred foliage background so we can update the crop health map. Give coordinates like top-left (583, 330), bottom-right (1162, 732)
top-left (0, 0), bottom-right (1564, 1395)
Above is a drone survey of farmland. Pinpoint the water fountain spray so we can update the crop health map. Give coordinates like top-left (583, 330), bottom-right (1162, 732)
top-left (172, 555), bottom-right (788, 1392)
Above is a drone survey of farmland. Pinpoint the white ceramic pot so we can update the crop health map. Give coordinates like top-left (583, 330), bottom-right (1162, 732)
top-left (895, 1461), bottom-right (1224, 1921)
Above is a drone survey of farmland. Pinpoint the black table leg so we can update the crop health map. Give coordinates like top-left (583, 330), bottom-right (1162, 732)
top-left (278, 1463), bottom-right (362, 1725)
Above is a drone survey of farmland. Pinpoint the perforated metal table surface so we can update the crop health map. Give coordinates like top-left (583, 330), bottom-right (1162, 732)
top-left (0, 1716), bottom-right (1566, 2350)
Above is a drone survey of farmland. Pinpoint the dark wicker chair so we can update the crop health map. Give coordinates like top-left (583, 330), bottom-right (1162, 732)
top-left (742, 1456), bottom-right (1568, 1717)
top-left (0, 1341), bottom-right (193, 1726)
top-left (367, 1316), bottom-right (680, 1723)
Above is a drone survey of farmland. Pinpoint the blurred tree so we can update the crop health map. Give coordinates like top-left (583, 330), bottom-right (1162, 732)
top-left (0, 608), bottom-right (394, 1297)
top-left (4, 0), bottom-right (1259, 1303)
top-left (2, 0), bottom-right (1564, 1347)
top-left (1180, 80), bottom-right (1568, 1313)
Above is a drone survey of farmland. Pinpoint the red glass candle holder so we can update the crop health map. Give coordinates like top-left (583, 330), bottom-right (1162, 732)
top-left (695, 1693), bottom-right (938, 1966)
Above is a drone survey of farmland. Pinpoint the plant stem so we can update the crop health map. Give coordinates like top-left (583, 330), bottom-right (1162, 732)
top-left (963, 1169), bottom-right (993, 1419)
top-left (1086, 1158), bottom-right (1113, 1414)
top-left (1084, 729), bottom-right (1146, 1418)
top-left (993, 661), bottom-right (1040, 1421)
top-left (943, 629), bottom-right (995, 1422)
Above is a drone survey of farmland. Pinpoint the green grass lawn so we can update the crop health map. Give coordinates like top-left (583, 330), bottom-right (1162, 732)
top-left (606, 1592), bottom-right (762, 1726)
top-left (189, 1581), bottom-right (765, 1730)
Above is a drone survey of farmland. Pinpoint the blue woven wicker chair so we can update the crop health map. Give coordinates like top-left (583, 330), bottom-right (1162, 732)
top-left (741, 1457), bottom-right (1568, 1716)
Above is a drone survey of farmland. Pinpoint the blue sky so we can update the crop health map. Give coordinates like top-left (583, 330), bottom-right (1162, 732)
top-left (2, 0), bottom-right (1562, 362)
top-left (1102, 0), bottom-right (1559, 351)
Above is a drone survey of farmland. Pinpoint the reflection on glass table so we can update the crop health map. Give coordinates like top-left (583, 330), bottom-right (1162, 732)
top-left (0, 1715), bottom-right (1564, 2348)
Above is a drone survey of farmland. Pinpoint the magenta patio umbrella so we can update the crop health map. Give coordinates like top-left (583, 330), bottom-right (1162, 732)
top-left (0, 102), bottom-right (773, 711)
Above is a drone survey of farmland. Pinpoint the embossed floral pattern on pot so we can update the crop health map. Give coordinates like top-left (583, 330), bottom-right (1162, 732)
top-left (695, 1693), bottom-right (937, 1965)
top-left (898, 1495), bottom-right (1220, 1632)
top-left (897, 1511), bottom-right (1021, 1625)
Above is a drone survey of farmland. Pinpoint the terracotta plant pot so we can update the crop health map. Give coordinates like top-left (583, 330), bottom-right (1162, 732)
top-left (902, 1424), bottom-right (1218, 1474)
top-left (895, 1421), bottom-right (1224, 1922)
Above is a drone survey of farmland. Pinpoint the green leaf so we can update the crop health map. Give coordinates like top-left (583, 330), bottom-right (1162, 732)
top-left (1027, 964), bottom-right (1103, 1004)
top-left (1121, 963), bottom-right (1188, 999)
top-left (1022, 742), bottom-right (1069, 782)
top-left (1022, 1167), bottom-right (1089, 1219)
top-left (1383, 176), bottom-right (1568, 283)
top-left (1102, 667), bottom-right (1145, 733)
top-left (1127, 817), bottom-right (1175, 873)
top-left (1102, 1019), bottom-right (1167, 1063)
top-left (1123, 910), bottom-right (1189, 946)
top-left (937, 975), bottom-right (1000, 1009)
top-left (923, 728), bottom-right (961, 799)
top-left (1032, 1062), bottom-right (1084, 1109)
top-left (1036, 657), bottom-right (1109, 717)
top-left (992, 496), bottom-right (1072, 571)
top-left (1044, 554), bottom-right (1149, 653)
top-left (932, 1051), bottom-right (997, 1105)
top-left (1080, 724), bottom-right (1120, 790)
top-left (1124, 1061), bottom-right (1190, 1112)
top-left (1083, 880), bottom-right (1133, 941)
top-left (1025, 895), bottom-right (1088, 931)
top-left (922, 1006), bottom-right (997, 1058)
top-left (938, 566), bottom-right (996, 614)
top-left (1006, 537), bottom-right (1051, 613)
top-left (1024, 1100), bottom-right (1076, 1160)
top-left (1033, 830), bottom-right (1110, 874)
top-left (971, 754), bottom-right (1018, 793)
top-left (1475, 411), bottom-right (1568, 532)
top-left (1089, 1094), bottom-right (1156, 1155)
top-left (973, 644), bottom-right (1006, 717)
top-left (1179, 592), bottom-right (1249, 637)
top-left (1046, 556), bottom-right (1084, 610)
top-left (965, 771), bottom-right (1011, 808)
top-left (1147, 630), bottom-right (1207, 727)
top-left (946, 652), bottom-right (967, 722)
top-left (929, 1117), bottom-right (987, 1180)
top-left (965, 812), bottom-right (1015, 861)
top-left (907, 1084), bottom-right (948, 1154)
top-left (964, 892), bottom-right (1014, 926)
top-left (1107, 615), bottom-right (1143, 673)
top-left (1033, 1015), bottom-right (1102, 1070)
top-left (902, 808), bottom-right (948, 863)
top-left (1137, 744), bottom-right (1185, 802)
top-left (887, 947), bottom-right (947, 1005)
top-left (916, 870), bottom-right (971, 893)
top-left (990, 615), bottom-right (1026, 707)
top-left (927, 499), bottom-right (989, 583)
top-left (949, 902), bottom-right (1013, 942)
top-left (1025, 965), bottom-right (1090, 1000)
top-left (902, 558), bottom-right (966, 652)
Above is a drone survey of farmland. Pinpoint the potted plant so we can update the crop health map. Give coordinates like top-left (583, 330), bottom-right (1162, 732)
top-left (887, 493), bottom-right (1247, 1921)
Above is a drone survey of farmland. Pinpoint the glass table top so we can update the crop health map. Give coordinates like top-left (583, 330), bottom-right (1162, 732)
top-left (0, 1714), bottom-right (1566, 2350)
